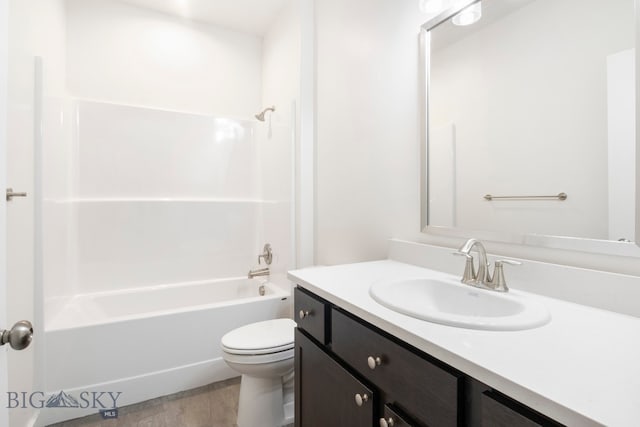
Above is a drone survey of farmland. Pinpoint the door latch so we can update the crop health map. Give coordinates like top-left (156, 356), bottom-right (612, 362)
top-left (6, 188), bottom-right (27, 201)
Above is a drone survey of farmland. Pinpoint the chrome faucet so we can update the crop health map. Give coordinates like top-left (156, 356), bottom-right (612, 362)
top-left (248, 267), bottom-right (270, 279)
top-left (248, 244), bottom-right (273, 278)
top-left (258, 243), bottom-right (273, 265)
top-left (456, 238), bottom-right (489, 285)
top-left (453, 238), bottom-right (521, 292)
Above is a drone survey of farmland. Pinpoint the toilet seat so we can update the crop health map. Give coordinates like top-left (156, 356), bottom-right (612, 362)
top-left (222, 342), bottom-right (293, 355)
top-left (221, 318), bottom-right (296, 360)
top-left (222, 347), bottom-right (294, 365)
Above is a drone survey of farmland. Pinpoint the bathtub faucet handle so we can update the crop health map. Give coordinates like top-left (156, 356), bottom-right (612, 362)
top-left (258, 243), bottom-right (273, 265)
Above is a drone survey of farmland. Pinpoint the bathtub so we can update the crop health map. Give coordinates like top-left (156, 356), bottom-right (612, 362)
top-left (38, 277), bottom-right (291, 426)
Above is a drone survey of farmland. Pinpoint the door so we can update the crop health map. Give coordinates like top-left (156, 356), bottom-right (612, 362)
top-left (0, 2), bottom-right (34, 425)
top-left (1, 0), bottom-right (9, 425)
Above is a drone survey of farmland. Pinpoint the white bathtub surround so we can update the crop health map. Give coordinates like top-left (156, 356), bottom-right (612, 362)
top-left (45, 277), bottom-right (287, 330)
top-left (38, 98), bottom-right (295, 426)
top-left (289, 255), bottom-right (640, 426)
top-left (39, 278), bottom-right (290, 426)
top-left (38, 98), bottom-right (295, 424)
top-left (43, 99), bottom-right (293, 297)
top-left (36, 7), bottom-right (296, 424)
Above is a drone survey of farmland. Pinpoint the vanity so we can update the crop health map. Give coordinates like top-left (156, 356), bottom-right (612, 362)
top-left (293, 287), bottom-right (560, 427)
top-left (288, 243), bottom-right (640, 427)
top-left (288, 0), bottom-right (640, 424)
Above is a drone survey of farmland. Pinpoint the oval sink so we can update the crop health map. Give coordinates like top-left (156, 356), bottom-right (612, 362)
top-left (369, 277), bottom-right (550, 331)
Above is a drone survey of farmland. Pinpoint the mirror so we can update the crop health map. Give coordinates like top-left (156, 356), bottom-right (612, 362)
top-left (421, 0), bottom-right (639, 255)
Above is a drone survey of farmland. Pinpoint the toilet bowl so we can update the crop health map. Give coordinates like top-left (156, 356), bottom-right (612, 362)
top-left (221, 318), bottom-right (296, 427)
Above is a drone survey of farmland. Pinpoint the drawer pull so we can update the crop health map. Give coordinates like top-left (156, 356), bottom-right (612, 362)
top-left (367, 356), bottom-right (382, 370)
top-left (298, 309), bottom-right (312, 320)
top-left (354, 393), bottom-right (369, 407)
top-left (380, 418), bottom-right (395, 427)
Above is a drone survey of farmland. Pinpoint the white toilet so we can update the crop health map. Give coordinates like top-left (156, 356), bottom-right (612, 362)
top-left (221, 318), bottom-right (296, 427)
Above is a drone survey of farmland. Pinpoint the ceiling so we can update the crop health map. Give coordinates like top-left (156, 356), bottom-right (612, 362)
top-left (117, 0), bottom-right (291, 36)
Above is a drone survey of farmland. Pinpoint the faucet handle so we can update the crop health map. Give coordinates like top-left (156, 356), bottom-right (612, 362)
top-left (453, 251), bottom-right (476, 283)
top-left (490, 259), bottom-right (522, 292)
top-left (258, 243), bottom-right (273, 265)
top-left (452, 251), bottom-right (472, 259)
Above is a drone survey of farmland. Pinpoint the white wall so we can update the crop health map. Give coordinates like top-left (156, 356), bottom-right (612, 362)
top-left (65, 0), bottom-right (263, 118)
top-left (7, 1), bottom-right (67, 425)
top-left (315, 0), bottom-right (426, 265)
top-left (429, 0), bottom-right (633, 240)
top-left (261, 0), bottom-right (300, 127)
top-left (607, 49), bottom-right (636, 242)
top-left (260, 0), bottom-right (300, 273)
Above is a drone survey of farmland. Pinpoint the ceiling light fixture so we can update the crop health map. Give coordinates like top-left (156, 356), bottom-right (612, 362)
top-left (452, 1), bottom-right (482, 26)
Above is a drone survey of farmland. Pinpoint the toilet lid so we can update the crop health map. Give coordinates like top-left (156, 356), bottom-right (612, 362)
top-left (221, 318), bottom-right (296, 355)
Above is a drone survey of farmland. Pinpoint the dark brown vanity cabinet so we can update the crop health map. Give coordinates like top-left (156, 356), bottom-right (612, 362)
top-left (294, 285), bottom-right (565, 427)
top-left (295, 329), bottom-right (375, 426)
top-left (331, 308), bottom-right (462, 427)
top-left (381, 405), bottom-right (415, 427)
top-left (479, 391), bottom-right (560, 427)
top-left (294, 287), bottom-right (328, 344)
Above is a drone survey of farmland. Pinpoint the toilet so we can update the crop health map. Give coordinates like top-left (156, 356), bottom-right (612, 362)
top-left (221, 318), bottom-right (296, 427)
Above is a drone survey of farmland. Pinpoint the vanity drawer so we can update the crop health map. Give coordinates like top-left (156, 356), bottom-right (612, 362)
top-left (331, 308), bottom-right (462, 427)
top-left (294, 287), bottom-right (328, 344)
top-left (480, 391), bottom-right (563, 427)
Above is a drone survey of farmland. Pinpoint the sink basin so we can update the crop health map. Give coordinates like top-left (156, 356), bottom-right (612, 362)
top-left (369, 277), bottom-right (550, 331)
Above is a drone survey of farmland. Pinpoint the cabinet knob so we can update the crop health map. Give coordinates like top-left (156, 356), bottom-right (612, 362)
top-left (367, 356), bottom-right (382, 370)
top-left (298, 309), bottom-right (311, 320)
top-left (380, 418), bottom-right (395, 427)
top-left (354, 393), bottom-right (369, 407)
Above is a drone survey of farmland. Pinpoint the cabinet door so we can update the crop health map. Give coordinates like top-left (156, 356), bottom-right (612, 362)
top-left (481, 392), bottom-right (564, 427)
top-left (380, 404), bottom-right (418, 427)
top-left (295, 329), bottom-right (374, 427)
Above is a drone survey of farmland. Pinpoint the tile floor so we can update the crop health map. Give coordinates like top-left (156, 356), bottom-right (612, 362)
top-left (48, 378), bottom-right (241, 427)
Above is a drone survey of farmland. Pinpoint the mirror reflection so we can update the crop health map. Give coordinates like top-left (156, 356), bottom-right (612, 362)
top-left (425, 0), bottom-right (636, 243)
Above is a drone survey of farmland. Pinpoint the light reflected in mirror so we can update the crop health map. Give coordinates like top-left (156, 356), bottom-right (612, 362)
top-left (424, 0), bottom-right (636, 245)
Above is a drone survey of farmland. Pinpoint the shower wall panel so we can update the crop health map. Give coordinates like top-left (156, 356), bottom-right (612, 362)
top-left (44, 100), bottom-right (288, 296)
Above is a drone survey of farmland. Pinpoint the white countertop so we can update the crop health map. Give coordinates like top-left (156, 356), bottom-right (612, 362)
top-left (288, 260), bottom-right (640, 427)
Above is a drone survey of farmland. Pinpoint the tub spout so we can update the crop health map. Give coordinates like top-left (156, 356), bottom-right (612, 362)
top-left (248, 267), bottom-right (270, 279)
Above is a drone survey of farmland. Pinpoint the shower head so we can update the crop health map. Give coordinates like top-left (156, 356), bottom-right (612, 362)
top-left (255, 105), bottom-right (276, 121)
